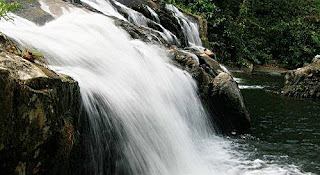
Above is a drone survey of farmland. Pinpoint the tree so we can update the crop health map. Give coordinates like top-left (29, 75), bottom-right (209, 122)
top-left (168, 0), bottom-right (320, 68)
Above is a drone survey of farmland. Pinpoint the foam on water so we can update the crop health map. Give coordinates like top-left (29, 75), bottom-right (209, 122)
top-left (239, 85), bottom-right (266, 89)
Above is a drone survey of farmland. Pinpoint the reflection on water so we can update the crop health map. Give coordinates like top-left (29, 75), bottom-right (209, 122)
top-left (234, 73), bottom-right (320, 174)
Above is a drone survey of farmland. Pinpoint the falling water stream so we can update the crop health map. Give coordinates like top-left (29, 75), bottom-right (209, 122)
top-left (165, 4), bottom-right (202, 47)
top-left (0, 0), bottom-right (315, 174)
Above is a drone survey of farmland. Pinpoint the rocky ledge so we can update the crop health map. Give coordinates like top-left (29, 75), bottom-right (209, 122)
top-left (0, 34), bottom-right (82, 175)
top-left (283, 56), bottom-right (320, 98)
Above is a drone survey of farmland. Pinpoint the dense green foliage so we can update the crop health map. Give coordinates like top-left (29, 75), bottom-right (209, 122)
top-left (168, 0), bottom-right (320, 69)
top-left (0, 0), bottom-right (21, 20)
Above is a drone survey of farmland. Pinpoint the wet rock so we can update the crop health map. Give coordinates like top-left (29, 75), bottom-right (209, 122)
top-left (207, 72), bottom-right (250, 134)
top-left (283, 56), bottom-right (320, 98)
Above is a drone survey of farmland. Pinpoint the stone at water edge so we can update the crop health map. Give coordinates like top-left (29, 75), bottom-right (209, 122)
top-left (283, 55), bottom-right (320, 98)
top-left (208, 72), bottom-right (250, 134)
top-left (172, 49), bottom-right (251, 134)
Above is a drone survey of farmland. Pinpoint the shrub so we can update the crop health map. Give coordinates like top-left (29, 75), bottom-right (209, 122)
top-left (0, 0), bottom-right (21, 20)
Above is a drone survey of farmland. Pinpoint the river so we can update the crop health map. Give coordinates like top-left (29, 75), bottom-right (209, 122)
top-left (233, 72), bottom-right (320, 174)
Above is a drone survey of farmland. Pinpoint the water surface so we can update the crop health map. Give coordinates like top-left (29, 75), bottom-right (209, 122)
top-left (234, 72), bottom-right (320, 174)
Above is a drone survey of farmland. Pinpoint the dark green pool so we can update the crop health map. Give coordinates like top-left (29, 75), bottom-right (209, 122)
top-left (233, 72), bottom-right (320, 174)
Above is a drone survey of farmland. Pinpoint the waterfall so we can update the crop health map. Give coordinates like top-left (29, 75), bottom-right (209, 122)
top-left (219, 64), bottom-right (232, 75)
top-left (146, 5), bottom-right (161, 23)
top-left (0, 1), bottom-right (312, 175)
top-left (80, 0), bottom-right (126, 20)
top-left (113, 1), bottom-right (149, 26)
top-left (0, 9), bottom-right (213, 175)
top-left (165, 4), bottom-right (202, 47)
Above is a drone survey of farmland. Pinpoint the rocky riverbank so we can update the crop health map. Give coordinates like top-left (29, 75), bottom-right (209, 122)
top-left (283, 56), bottom-right (320, 98)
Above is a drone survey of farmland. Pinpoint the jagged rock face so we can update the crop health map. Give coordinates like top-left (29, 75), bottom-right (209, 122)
top-left (0, 35), bottom-right (82, 175)
top-left (283, 57), bottom-right (320, 98)
top-left (170, 48), bottom-right (250, 134)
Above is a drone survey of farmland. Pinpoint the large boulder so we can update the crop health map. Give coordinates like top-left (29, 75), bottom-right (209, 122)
top-left (283, 56), bottom-right (320, 98)
top-left (0, 34), bottom-right (83, 175)
top-left (170, 48), bottom-right (250, 134)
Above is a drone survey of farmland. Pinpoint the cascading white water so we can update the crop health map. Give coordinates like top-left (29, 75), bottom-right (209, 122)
top-left (0, 9), bottom-right (213, 175)
top-left (81, 0), bottom-right (180, 46)
top-left (0, 1), bottom-right (314, 175)
top-left (112, 1), bottom-right (148, 26)
top-left (165, 4), bottom-right (202, 47)
top-left (80, 0), bottom-right (126, 20)
top-left (219, 64), bottom-right (232, 75)
top-left (146, 5), bottom-right (160, 23)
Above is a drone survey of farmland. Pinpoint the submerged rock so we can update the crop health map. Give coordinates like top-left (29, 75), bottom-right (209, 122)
top-left (283, 56), bottom-right (320, 98)
top-left (0, 34), bottom-right (82, 175)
